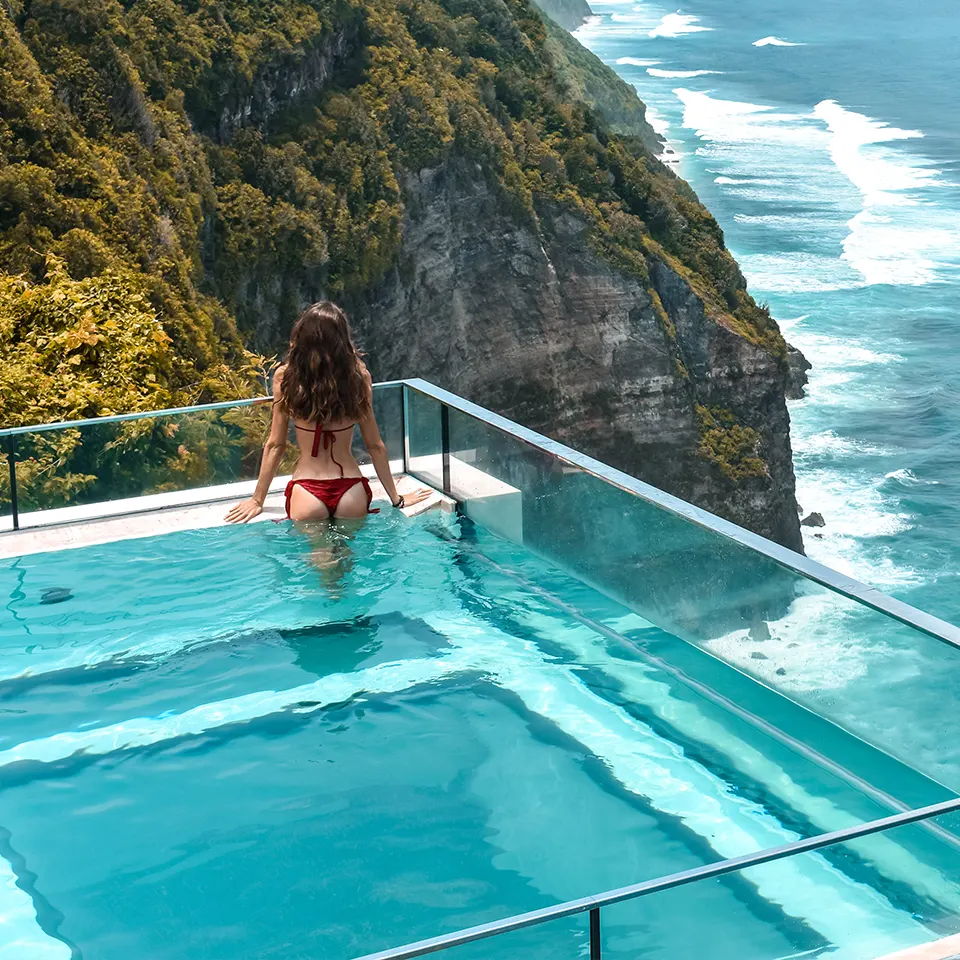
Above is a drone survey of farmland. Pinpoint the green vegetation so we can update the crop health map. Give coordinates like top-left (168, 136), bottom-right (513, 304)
top-left (695, 405), bottom-right (768, 482)
top-left (0, 0), bottom-right (785, 502)
top-left (541, 15), bottom-right (661, 151)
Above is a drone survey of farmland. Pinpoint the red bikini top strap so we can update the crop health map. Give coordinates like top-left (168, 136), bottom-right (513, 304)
top-left (294, 422), bottom-right (355, 475)
top-left (302, 423), bottom-right (354, 472)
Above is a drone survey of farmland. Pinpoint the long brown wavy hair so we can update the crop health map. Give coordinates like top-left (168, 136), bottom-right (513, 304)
top-left (279, 302), bottom-right (370, 424)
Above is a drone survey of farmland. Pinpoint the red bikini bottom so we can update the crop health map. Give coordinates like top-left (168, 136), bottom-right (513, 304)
top-left (284, 477), bottom-right (378, 519)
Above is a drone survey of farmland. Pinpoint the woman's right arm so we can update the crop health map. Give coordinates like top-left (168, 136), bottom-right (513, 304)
top-left (357, 401), bottom-right (401, 506)
top-left (225, 368), bottom-right (289, 523)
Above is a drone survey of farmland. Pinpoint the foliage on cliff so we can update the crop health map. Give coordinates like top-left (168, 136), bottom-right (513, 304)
top-left (696, 405), bottom-right (768, 482)
top-left (0, 0), bottom-right (785, 437)
top-left (0, 6), bottom-right (265, 426)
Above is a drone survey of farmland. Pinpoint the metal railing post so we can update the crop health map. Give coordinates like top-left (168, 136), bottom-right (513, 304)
top-left (400, 384), bottom-right (409, 475)
top-left (440, 403), bottom-right (451, 496)
top-left (5, 434), bottom-right (18, 531)
top-left (589, 908), bottom-right (601, 960)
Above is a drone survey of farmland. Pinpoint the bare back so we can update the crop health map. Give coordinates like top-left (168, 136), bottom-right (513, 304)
top-left (290, 417), bottom-right (362, 480)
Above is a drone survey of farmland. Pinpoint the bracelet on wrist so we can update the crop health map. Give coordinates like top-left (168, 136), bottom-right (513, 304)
top-left (392, 494), bottom-right (405, 509)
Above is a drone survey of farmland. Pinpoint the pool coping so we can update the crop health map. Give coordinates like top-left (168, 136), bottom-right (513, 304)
top-left (874, 934), bottom-right (960, 960)
top-left (0, 466), bottom-right (453, 560)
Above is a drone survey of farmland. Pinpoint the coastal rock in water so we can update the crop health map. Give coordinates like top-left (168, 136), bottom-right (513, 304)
top-left (785, 344), bottom-right (812, 400)
top-left (800, 512), bottom-right (826, 528)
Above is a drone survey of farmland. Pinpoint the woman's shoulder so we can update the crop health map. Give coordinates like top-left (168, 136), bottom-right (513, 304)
top-left (271, 364), bottom-right (288, 400)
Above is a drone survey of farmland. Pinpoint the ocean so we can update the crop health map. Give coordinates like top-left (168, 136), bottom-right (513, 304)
top-left (576, 0), bottom-right (960, 623)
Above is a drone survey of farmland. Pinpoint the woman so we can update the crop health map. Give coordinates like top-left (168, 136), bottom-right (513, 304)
top-left (225, 302), bottom-right (431, 524)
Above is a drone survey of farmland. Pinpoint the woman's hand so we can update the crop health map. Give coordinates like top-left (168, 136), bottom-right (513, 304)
top-left (394, 487), bottom-right (434, 509)
top-left (225, 498), bottom-right (263, 524)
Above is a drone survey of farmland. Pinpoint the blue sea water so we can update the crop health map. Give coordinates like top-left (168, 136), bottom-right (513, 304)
top-left (577, 0), bottom-right (960, 622)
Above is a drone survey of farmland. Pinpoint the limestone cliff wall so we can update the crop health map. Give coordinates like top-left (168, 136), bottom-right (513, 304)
top-left (351, 162), bottom-right (803, 551)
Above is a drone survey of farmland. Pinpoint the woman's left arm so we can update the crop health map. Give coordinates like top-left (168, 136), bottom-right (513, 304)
top-left (225, 370), bottom-right (289, 523)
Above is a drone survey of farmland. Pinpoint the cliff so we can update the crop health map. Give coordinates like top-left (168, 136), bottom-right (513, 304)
top-left (355, 161), bottom-right (802, 549)
top-left (531, 0), bottom-right (593, 31)
top-left (0, 0), bottom-right (804, 550)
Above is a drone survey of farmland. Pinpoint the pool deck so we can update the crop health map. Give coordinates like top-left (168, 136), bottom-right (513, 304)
top-left (0, 465), bottom-right (453, 559)
top-left (875, 936), bottom-right (960, 960)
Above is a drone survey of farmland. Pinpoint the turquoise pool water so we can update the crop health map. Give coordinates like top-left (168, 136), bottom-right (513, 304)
top-left (1, 514), bottom-right (959, 959)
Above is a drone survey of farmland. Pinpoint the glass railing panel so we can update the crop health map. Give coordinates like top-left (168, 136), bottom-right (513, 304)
top-left (599, 811), bottom-right (960, 960)
top-left (2, 384), bottom-right (403, 528)
top-left (404, 385), bottom-right (444, 490)
top-left (431, 393), bottom-right (960, 794)
top-left (353, 382), bottom-right (404, 468)
top-left (10, 402), bottom-right (272, 525)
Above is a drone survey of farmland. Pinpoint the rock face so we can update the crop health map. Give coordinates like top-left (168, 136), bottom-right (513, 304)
top-left (352, 161), bottom-right (804, 552)
top-left (197, 26), bottom-right (360, 143)
top-left (785, 344), bottom-right (812, 399)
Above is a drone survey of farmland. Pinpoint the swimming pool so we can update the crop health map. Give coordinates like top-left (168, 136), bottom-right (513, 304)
top-left (1, 510), bottom-right (959, 960)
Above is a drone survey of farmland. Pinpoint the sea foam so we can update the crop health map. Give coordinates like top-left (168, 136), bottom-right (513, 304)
top-left (675, 88), bottom-right (823, 146)
top-left (677, 87), bottom-right (960, 288)
top-left (884, 468), bottom-right (939, 486)
top-left (649, 13), bottom-right (711, 38)
top-left (753, 36), bottom-right (803, 47)
top-left (714, 175), bottom-right (784, 186)
top-left (814, 99), bottom-right (959, 285)
top-left (643, 103), bottom-right (672, 137)
top-left (647, 67), bottom-right (719, 78)
top-left (615, 57), bottom-right (660, 66)
top-left (572, 14), bottom-right (602, 37)
top-left (814, 100), bottom-right (937, 205)
top-left (783, 321), bottom-right (920, 589)
top-left (794, 430), bottom-right (893, 459)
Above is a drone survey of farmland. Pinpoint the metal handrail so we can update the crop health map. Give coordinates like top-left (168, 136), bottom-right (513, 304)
top-left (0, 395), bottom-right (273, 438)
top-left (352, 795), bottom-right (960, 960)
top-left (0, 379), bottom-right (411, 437)
top-left (402, 379), bottom-right (960, 650)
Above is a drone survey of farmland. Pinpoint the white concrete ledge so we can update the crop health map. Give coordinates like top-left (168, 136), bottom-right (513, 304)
top-left (0, 464), bottom-right (453, 560)
top-left (872, 934), bottom-right (960, 960)
top-left (408, 452), bottom-right (522, 542)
